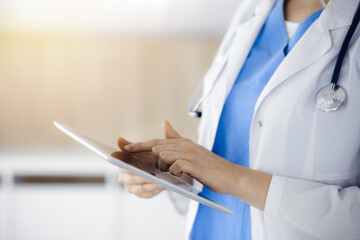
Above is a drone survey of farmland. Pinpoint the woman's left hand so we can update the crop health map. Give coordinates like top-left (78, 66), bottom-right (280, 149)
top-left (124, 121), bottom-right (241, 196)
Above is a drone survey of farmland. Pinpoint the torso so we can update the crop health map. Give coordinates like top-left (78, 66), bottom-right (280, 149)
top-left (187, 0), bottom-right (360, 239)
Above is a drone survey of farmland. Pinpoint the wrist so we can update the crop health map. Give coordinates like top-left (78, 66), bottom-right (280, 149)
top-left (228, 164), bottom-right (247, 199)
top-left (228, 164), bottom-right (272, 211)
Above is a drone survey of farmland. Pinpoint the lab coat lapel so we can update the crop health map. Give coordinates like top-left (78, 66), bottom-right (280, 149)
top-left (254, 15), bottom-right (331, 113)
top-left (200, 0), bottom-right (276, 151)
top-left (221, 0), bottom-right (276, 105)
top-left (254, 0), bottom-right (356, 113)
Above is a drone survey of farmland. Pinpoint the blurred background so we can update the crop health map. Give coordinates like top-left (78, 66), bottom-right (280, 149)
top-left (0, 0), bottom-right (240, 239)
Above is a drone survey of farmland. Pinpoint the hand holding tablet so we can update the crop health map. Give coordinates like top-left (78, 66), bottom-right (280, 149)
top-left (117, 137), bottom-right (166, 199)
top-left (54, 121), bottom-right (234, 214)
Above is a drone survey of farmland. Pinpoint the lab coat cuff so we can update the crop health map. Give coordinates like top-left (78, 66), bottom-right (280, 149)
top-left (264, 175), bottom-right (285, 219)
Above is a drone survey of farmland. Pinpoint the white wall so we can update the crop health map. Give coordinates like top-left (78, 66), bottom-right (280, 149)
top-left (0, 0), bottom-right (242, 35)
top-left (0, 1), bottom-right (243, 238)
top-left (0, 153), bottom-right (187, 240)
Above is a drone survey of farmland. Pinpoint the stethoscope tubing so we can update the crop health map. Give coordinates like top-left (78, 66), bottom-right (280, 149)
top-left (188, 1), bottom-right (360, 117)
top-left (330, 1), bottom-right (360, 86)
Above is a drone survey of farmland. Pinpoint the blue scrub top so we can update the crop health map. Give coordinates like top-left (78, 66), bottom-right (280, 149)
top-left (190, 0), bottom-right (323, 239)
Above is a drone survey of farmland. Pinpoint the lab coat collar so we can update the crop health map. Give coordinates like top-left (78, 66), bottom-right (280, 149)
top-left (253, 0), bottom-right (359, 114)
top-left (197, 0), bottom-right (276, 152)
top-left (221, 0), bottom-right (276, 108)
top-left (325, 0), bottom-right (359, 30)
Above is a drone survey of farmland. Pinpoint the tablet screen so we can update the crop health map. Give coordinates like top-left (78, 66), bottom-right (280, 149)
top-left (111, 151), bottom-right (189, 186)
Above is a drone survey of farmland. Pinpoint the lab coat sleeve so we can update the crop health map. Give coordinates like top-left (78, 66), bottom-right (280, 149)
top-left (264, 175), bottom-right (360, 239)
top-left (166, 0), bottom-right (260, 216)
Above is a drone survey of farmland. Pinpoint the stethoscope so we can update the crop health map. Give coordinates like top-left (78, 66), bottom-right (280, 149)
top-left (188, 1), bottom-right (360, 118)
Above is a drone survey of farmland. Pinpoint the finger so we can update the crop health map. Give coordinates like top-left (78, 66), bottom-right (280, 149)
top-left (152, 143), bottom-right (192, 170)
top-left (137, 191), bottom-right (162, 199)
top-left (124, 139), bottom-right (181, 152)
top-left (162, 120), bottom-right (182, 139)
top-left (169, 159), bottom-right (193, 177)
top-left (119, 170), bottom-right (151, 185)
top-left (125, 183), bottom-right (163, 195)
top-left (157, 151), bottom-right (193, 172)
top-left (119, 168), bottom-right (130, 175)
top-left (152, 153), bottom-right (159, 169)
top-left (137, 186), bottom-right (166, 198)
top-left (151, 143), bottom-right (187, 157)
top-left (158, 160), bottom-right (170, 172)
top-left (117, 137), bottom-right (132, 151)
top-left (151, 143), bottom-right (184, 169)
top-left (157, 150), bottom-right (192, 163)
top-left (112, 151), bottom-right (132, 162)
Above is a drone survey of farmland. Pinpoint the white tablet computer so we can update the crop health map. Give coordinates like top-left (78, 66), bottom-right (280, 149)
top-left (53, 121), bottom-right (233, 214)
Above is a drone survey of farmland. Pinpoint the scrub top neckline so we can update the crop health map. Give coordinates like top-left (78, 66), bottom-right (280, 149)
top-left (272, 0), bottom-right (324, 55)
top-left (285, 21), bottom-right (300, 39)
top-left (285, 8), bottom-right (324, 54)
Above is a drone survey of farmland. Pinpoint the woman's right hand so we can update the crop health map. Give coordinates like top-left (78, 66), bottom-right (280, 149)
top-left (117, 137), bottom-right (165, 198)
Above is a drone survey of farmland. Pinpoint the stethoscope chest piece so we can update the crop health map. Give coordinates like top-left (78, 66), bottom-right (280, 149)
top-left (316, 84), bottom-right (347, 112)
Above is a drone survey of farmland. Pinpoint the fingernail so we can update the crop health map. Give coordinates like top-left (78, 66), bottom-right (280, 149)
top-left (124, 144), bottom-right (133, 150)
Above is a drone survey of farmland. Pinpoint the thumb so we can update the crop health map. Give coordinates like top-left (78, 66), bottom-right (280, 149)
top-left (162, 120), bottom-right (182, 139)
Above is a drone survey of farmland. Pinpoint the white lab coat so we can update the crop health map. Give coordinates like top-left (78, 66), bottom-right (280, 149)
top-left (175, 0), bottom-right (360, 239)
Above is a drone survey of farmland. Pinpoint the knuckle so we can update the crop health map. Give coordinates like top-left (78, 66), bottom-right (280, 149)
top-left (153, 139), bottom-right (161, 145)
top-left (185, 142), bottom-right (194, 150)
top-left (170, 161), bottom-right (182, 176)
top-left (159, 151), bottom-right (167, 159)
top-left (152, 146), bottom-right (159, 154)
top-left (176, 160), bottom-right (183, 169)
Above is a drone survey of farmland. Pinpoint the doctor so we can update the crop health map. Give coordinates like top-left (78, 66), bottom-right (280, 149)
top-left (118, 0), bottom-right (360, 239)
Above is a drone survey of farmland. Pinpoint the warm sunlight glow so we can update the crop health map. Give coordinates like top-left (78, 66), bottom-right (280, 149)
top-left (0, 0), bottom-right (238, 35)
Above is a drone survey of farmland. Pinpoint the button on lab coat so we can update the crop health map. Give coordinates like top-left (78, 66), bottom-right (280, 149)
top-left (173, 0), bottom-right (360, 239)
